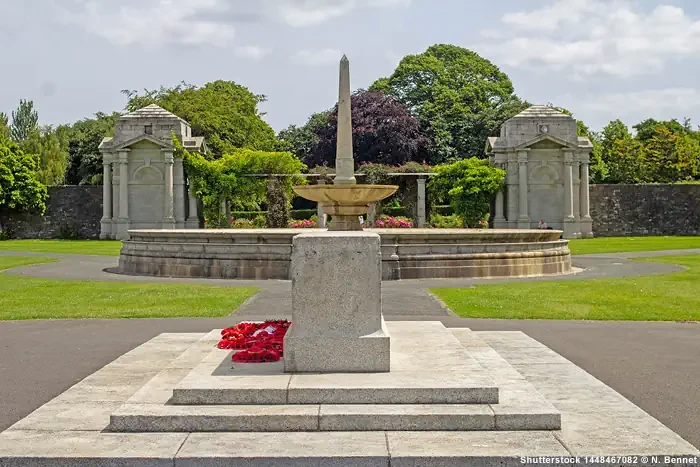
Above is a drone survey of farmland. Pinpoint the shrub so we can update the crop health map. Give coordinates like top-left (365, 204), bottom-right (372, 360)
top-left (429, 213), bottom-right (464, 228)
top-left (428, 157), bottom-right (504, 228)
top-left (375, 215), bottom-right (413, 228)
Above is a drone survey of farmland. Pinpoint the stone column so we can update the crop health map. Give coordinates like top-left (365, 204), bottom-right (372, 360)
top-left (579, 154), bottom-right (593, 237)
top-left (100, 155), bottom-right (112, 239)
top-left (416, 176), bottom-right (426, 228)
top-left (316, 177), bottom-right (327, 228)
top-left (116, 150), bottom-right (130, 239)
top-left (506, 154), bottom-right (518, 228)
top-left (162, 150), bottom-right (175, 229)
top-left (367, 203), bottom-right (377, 227)
top-left (186, 180), bottom-right (199, 229)
top-left (562, 150), bottom-right (577, 238)
top-left (173, 156), bottom-right (186, 227)
top-left (493, 160), bottom-right (506, 228)
top-left (517, 150), bottom-right (530, 229)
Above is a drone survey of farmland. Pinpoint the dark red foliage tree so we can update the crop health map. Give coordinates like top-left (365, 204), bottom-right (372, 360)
top-left (310, 90), bottom-right (430, 168)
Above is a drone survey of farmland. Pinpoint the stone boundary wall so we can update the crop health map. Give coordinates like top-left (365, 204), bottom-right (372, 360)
top-left (2, 186), bottom-right (103, 239)
top-left (590, 184), bottom-right (700, 237)
top-left (2, 184), bottom-right (698, 239)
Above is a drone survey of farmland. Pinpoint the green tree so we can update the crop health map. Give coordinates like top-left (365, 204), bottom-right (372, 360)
top-left (122, 80), bottom-right (277, 157)
top-left (20, 126), bottom-right (69, 186)
top-left (643, 127), bottom-right (700, 183)
top-left (63, 112), bottom-right (121, 185)
top-left (277, 111), bottom-right (330, 163)
top-left (0, 113), bottom-right (9, 139)
top-left (0, 137), bottom-right (48, 233)
top-left (371, 44), bottom-right (528, 162)
top-left (10, 99), bottom-right (39, 142)
top-left (428, 157), bottom-right (505, 227)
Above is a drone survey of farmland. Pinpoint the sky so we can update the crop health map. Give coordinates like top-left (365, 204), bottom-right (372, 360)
top-left (2, 0), bottom-right (700, 133)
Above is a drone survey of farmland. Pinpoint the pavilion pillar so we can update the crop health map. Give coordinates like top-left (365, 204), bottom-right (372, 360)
top-left (579, 153), bottom-right (593, 238)
top-left (162, 150), bottom-right (175, 229)
top-left (116, 149), bottom-right (130, 240)
top-left (186, 180), bottom-right (199, 229)
top-left (173, 156), bottom-right (186, 227)
top-left (506, 154), bottom-right (518, 228)
top-left (100, 155), bottom-right (112, 239)
top-left (493, 155), bottom-right (507, 228)
top-left (562, 150), bottom-right (578, 238)
top-left (416, 176), bottom-right (426, 228)
top-left (517, 150), bottom-right (530, 229)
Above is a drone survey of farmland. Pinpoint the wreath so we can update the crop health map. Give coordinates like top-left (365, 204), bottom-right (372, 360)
top-left (217, 320), bottom-right (291, 363)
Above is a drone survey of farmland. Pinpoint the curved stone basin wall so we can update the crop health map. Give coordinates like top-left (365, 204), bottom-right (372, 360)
top-left (118, 229), bottom-right (571, 280)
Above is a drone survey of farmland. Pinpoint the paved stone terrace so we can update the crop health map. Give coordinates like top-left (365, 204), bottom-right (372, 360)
top-left (1, 249), bottom-right (700, 449)
top-left (0, 325), bottom-right (697, 465)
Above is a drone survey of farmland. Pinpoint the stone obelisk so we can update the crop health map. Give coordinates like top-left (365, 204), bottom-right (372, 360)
top-left (333, 55), bottom-right (356, 185)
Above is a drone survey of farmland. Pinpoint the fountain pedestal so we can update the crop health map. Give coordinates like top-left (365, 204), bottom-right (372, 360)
top-left (283, 231), bottom-right (390, 373)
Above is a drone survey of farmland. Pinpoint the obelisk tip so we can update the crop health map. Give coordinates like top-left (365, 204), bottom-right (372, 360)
top-left (341, 54), bottom-right (349, 62)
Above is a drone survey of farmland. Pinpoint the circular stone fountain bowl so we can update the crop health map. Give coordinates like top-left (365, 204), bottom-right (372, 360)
top-left (117, 228), bottom-right (571, 281)
top-left (293, 184), bottom-right (398, 215)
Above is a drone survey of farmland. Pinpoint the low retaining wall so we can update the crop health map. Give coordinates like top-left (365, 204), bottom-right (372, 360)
top-left (590, 184), bottom-right (700, 236)
top-left (2, 186), bottom-right (102, 239)
top-left (119, 229), bottom-right (571, 281)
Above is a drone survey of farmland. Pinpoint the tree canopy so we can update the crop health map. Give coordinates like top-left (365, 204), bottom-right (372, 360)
top-left (0, 136), bottom-right (48, 230)
top-left (371, 44), bottom-right (528, 162)
top-left (62, 112), bottom-right (121, 185)
top-left (309, 90), bottom-right (430, 168)
top-left (10, 100), bottom-right (39, 142)
top-left (122, 81), bottom-right (277, 157)
top-left (277, 111), bottom-right (330, 164)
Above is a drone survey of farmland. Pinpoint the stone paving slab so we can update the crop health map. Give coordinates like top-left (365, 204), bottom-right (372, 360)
top-left (175, 432), bottom-right (389, 467)
top-left (0, 430), bottom-right (188, 466)
top-left (387, 431), bottom-right (570, 466)
top-left (109, 404), bottom-right (320, 432)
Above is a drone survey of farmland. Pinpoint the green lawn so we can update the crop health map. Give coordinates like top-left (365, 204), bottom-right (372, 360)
top-left (431, 255), bottom-right (700, 321)
top-left (0, 239), bottom-right (122, 256)
top-left (568, 236), bottom-right (700, 255)
top-left (0, 257), bottom-right (258, 320)
top-left (2, 236), bottom-right (700, 257)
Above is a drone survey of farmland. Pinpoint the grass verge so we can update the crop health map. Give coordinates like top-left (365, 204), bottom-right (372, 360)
top-left (430, 255), bottom-right (700, 321)
top-left (0, 239), bottom-right (122, 256)
top-left (568, 236), bottom-right (700, 255)
top-left (0, 257), bottom-right (258, 320)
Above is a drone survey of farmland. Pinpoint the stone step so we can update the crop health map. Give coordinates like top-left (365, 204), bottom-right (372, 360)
top-left (169, 321), bottom-right (500, 405)
top-left (108, 402), bottom-right (560, 432)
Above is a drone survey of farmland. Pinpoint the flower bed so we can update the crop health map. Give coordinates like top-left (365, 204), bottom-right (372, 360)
top-left (217, 320), bottom-right (291, 363)
top-left (289, 219), bottom-right (318, 228)
top-left (375, 215), bottom-right (413, 228)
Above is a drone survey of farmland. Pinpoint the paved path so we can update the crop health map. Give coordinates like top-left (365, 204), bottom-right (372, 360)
top-left (1, 248), bottom-right (699, 448)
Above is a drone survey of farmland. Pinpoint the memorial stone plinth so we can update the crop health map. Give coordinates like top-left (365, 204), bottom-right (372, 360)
top-left (283, 231), bottom-right (390, 373)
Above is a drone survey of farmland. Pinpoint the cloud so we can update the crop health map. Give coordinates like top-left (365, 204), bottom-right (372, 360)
top-left (573, 88), bottom-right (700, 115)
top-left (480, 1), bottom-right (700, 78)
top-left (292, 48), bottom-right (342, 66)
top-left (233, 45), bottom-right (271, 61)
top-left (555, 88), bottom-right (700, 129)
top-left (55, 0), bottom-right (411, 47)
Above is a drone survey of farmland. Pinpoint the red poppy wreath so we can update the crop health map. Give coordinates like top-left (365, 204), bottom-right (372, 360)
top-left (217, 320), bottom-right (290, 363)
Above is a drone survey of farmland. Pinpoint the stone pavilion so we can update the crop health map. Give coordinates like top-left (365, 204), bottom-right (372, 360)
top-left (486, 105), bottom-right (594, 238)
top-left (98, 105), bottom-right (204, 240)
